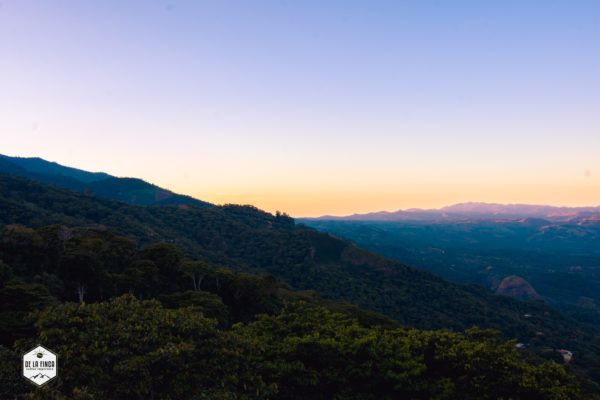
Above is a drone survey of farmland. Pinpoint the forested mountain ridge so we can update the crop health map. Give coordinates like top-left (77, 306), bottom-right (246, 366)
top-left (2, 171), bottom-right (600, 387)
top-left (1, 226), bottom-right (596, 398)
top-left (301, 219), bottom-right (600, 325)
top-left (0, 154), bottom-right (210, 207)
top-left (0, 154), bottom-right (112, 183)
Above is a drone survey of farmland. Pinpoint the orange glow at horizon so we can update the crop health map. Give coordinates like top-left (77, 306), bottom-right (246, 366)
top-left (184, 181), bottom-right (600, 218)
top-left (2, 143), bottom-right (598, 218)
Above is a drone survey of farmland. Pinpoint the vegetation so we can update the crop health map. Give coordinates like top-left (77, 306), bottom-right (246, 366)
top-left (300, 219), bottom-right (600, 324)
top-left (1, 172), bottom-right (600, 395)
top-left (2, 173), bottom-right (600, 386)
top-left (0, 154), bottom-right (209, 207)
top-left (0, 298), bottom-right (590, 399)
top-left (0, 225), bottom-right (596, 398)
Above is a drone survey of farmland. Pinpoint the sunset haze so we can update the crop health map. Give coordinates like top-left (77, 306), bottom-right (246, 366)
top-left (1, 1), bottom-right (599, 216)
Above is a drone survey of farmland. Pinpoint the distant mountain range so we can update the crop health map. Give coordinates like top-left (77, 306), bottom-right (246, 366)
top-left (0, 154), bottom-right (210, 207)
top-left (313, 202), bottom-right (600, 223)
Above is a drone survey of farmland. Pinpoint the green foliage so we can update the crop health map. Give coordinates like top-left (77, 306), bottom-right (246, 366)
top-left (236, 303), bottom-right (593, 399)
top-left (0, 346), bottom-right (28, 399)
top-left (17, 297), bottom-right (596, 399)
top-left (0, 174), bottom-right (592, 335)
top-left (0, 227), bottom-right (296, 337)
top-left (1, 174), bottom-right (600, 395)
top-left (1, 296), bottom-right (591, 400)
top-left (22, 295), bottom-right (272, 400)
top-left (0, 282), bottom-right (57, 344)
top-left (113, 259), bottom-right (160, 298)
top-left (159, 290), bottom-right (230, 327)
top-left (301, 219), bottom-right (600, 320)
top-left (181, 260), bottom-right (212, 291)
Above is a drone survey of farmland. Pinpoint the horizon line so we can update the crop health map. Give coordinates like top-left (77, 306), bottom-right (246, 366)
top-left (3, 152), bottom-right (600, 218)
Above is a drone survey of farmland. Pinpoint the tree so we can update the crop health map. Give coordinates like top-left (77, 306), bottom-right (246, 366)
top-left (114, 259), bottom-right (160, 298)
top-left (138, 243), bottom-right (183, 291)
top-left (0, 282), bottom-right (56, 345)
top-left (57, 251), bottom-right (100, 303)
top-left (138, 243), bottom-right (183, 273)
top-left (27, 295), bottom-right (272, 399)
top-left (159, 290), bottom-right (229, 327)
top-left (236, 302), bottom-right (591, 400)
top-left (0, 346), bottom-right (28, 399)
top-left (181, 260), bottom-right (212, 291)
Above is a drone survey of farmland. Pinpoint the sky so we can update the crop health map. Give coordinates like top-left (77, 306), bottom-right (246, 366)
top-left (1, 1), bottom-right (599, 217)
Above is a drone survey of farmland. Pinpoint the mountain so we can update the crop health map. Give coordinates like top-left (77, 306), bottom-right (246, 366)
top-left (1, 154), bottom-right (111, 183)
top-left (2, 225), bottom-right (595, 399)
top-left (0, 154), bottom-right (210, 207)
top-left (2, 171), bottom-right (600, 387)
top-left (306, 204), bottom-right (600, 316)
top-left (313, 202), bottom-right (600, 223)
top-left (0, 173), bottom-right (571, 329)
top-left (300, 218), bottom-right (600, 324)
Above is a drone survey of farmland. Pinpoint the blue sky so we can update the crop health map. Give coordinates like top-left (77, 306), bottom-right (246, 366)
top-left (1, 1), bottom-right (599, 216)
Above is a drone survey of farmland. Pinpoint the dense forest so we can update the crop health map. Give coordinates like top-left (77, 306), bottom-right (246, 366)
top-left (1, 169), bottom-right (600, 396)
top-left (0, 225), bottom-right (597, 399)
top-left (300, 219), bottom-right (600, 325)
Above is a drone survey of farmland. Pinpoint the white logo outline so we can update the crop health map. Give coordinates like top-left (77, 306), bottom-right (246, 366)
top-left (22, 344), bottom-right (58, 387)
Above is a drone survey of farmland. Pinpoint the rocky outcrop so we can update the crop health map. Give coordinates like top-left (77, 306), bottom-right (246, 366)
top-left (496, 275), bottom-right (541, 301)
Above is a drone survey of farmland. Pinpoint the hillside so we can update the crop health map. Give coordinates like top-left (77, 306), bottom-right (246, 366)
top-left (1, 227), bottom-right (595, 399)
top-left (300, 219), bottom-right (600, 324)
top-left (2, 172), bottom-right (600, 386)
top-left (0, 154), bottom-right (210, 207)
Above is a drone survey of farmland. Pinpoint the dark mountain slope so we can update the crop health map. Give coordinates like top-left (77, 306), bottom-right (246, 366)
top-left (2, 172), bottom-right (600, 374)
top-left (300, 219), bottom-right (600, 326)
top-left (0, 157), bottom-right (27, 174)
top-left (0, 154), bottom-right (210, 207)
top-left (2, 226), bottom-right (595, 399)
top-left (86, 176), bottom-right (207, 206)
top-left (0, 154), bottom-right (111, 183)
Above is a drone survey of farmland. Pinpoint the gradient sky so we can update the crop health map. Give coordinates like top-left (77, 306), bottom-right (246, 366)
top-left (1, 1), bottom-right (599, 216)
